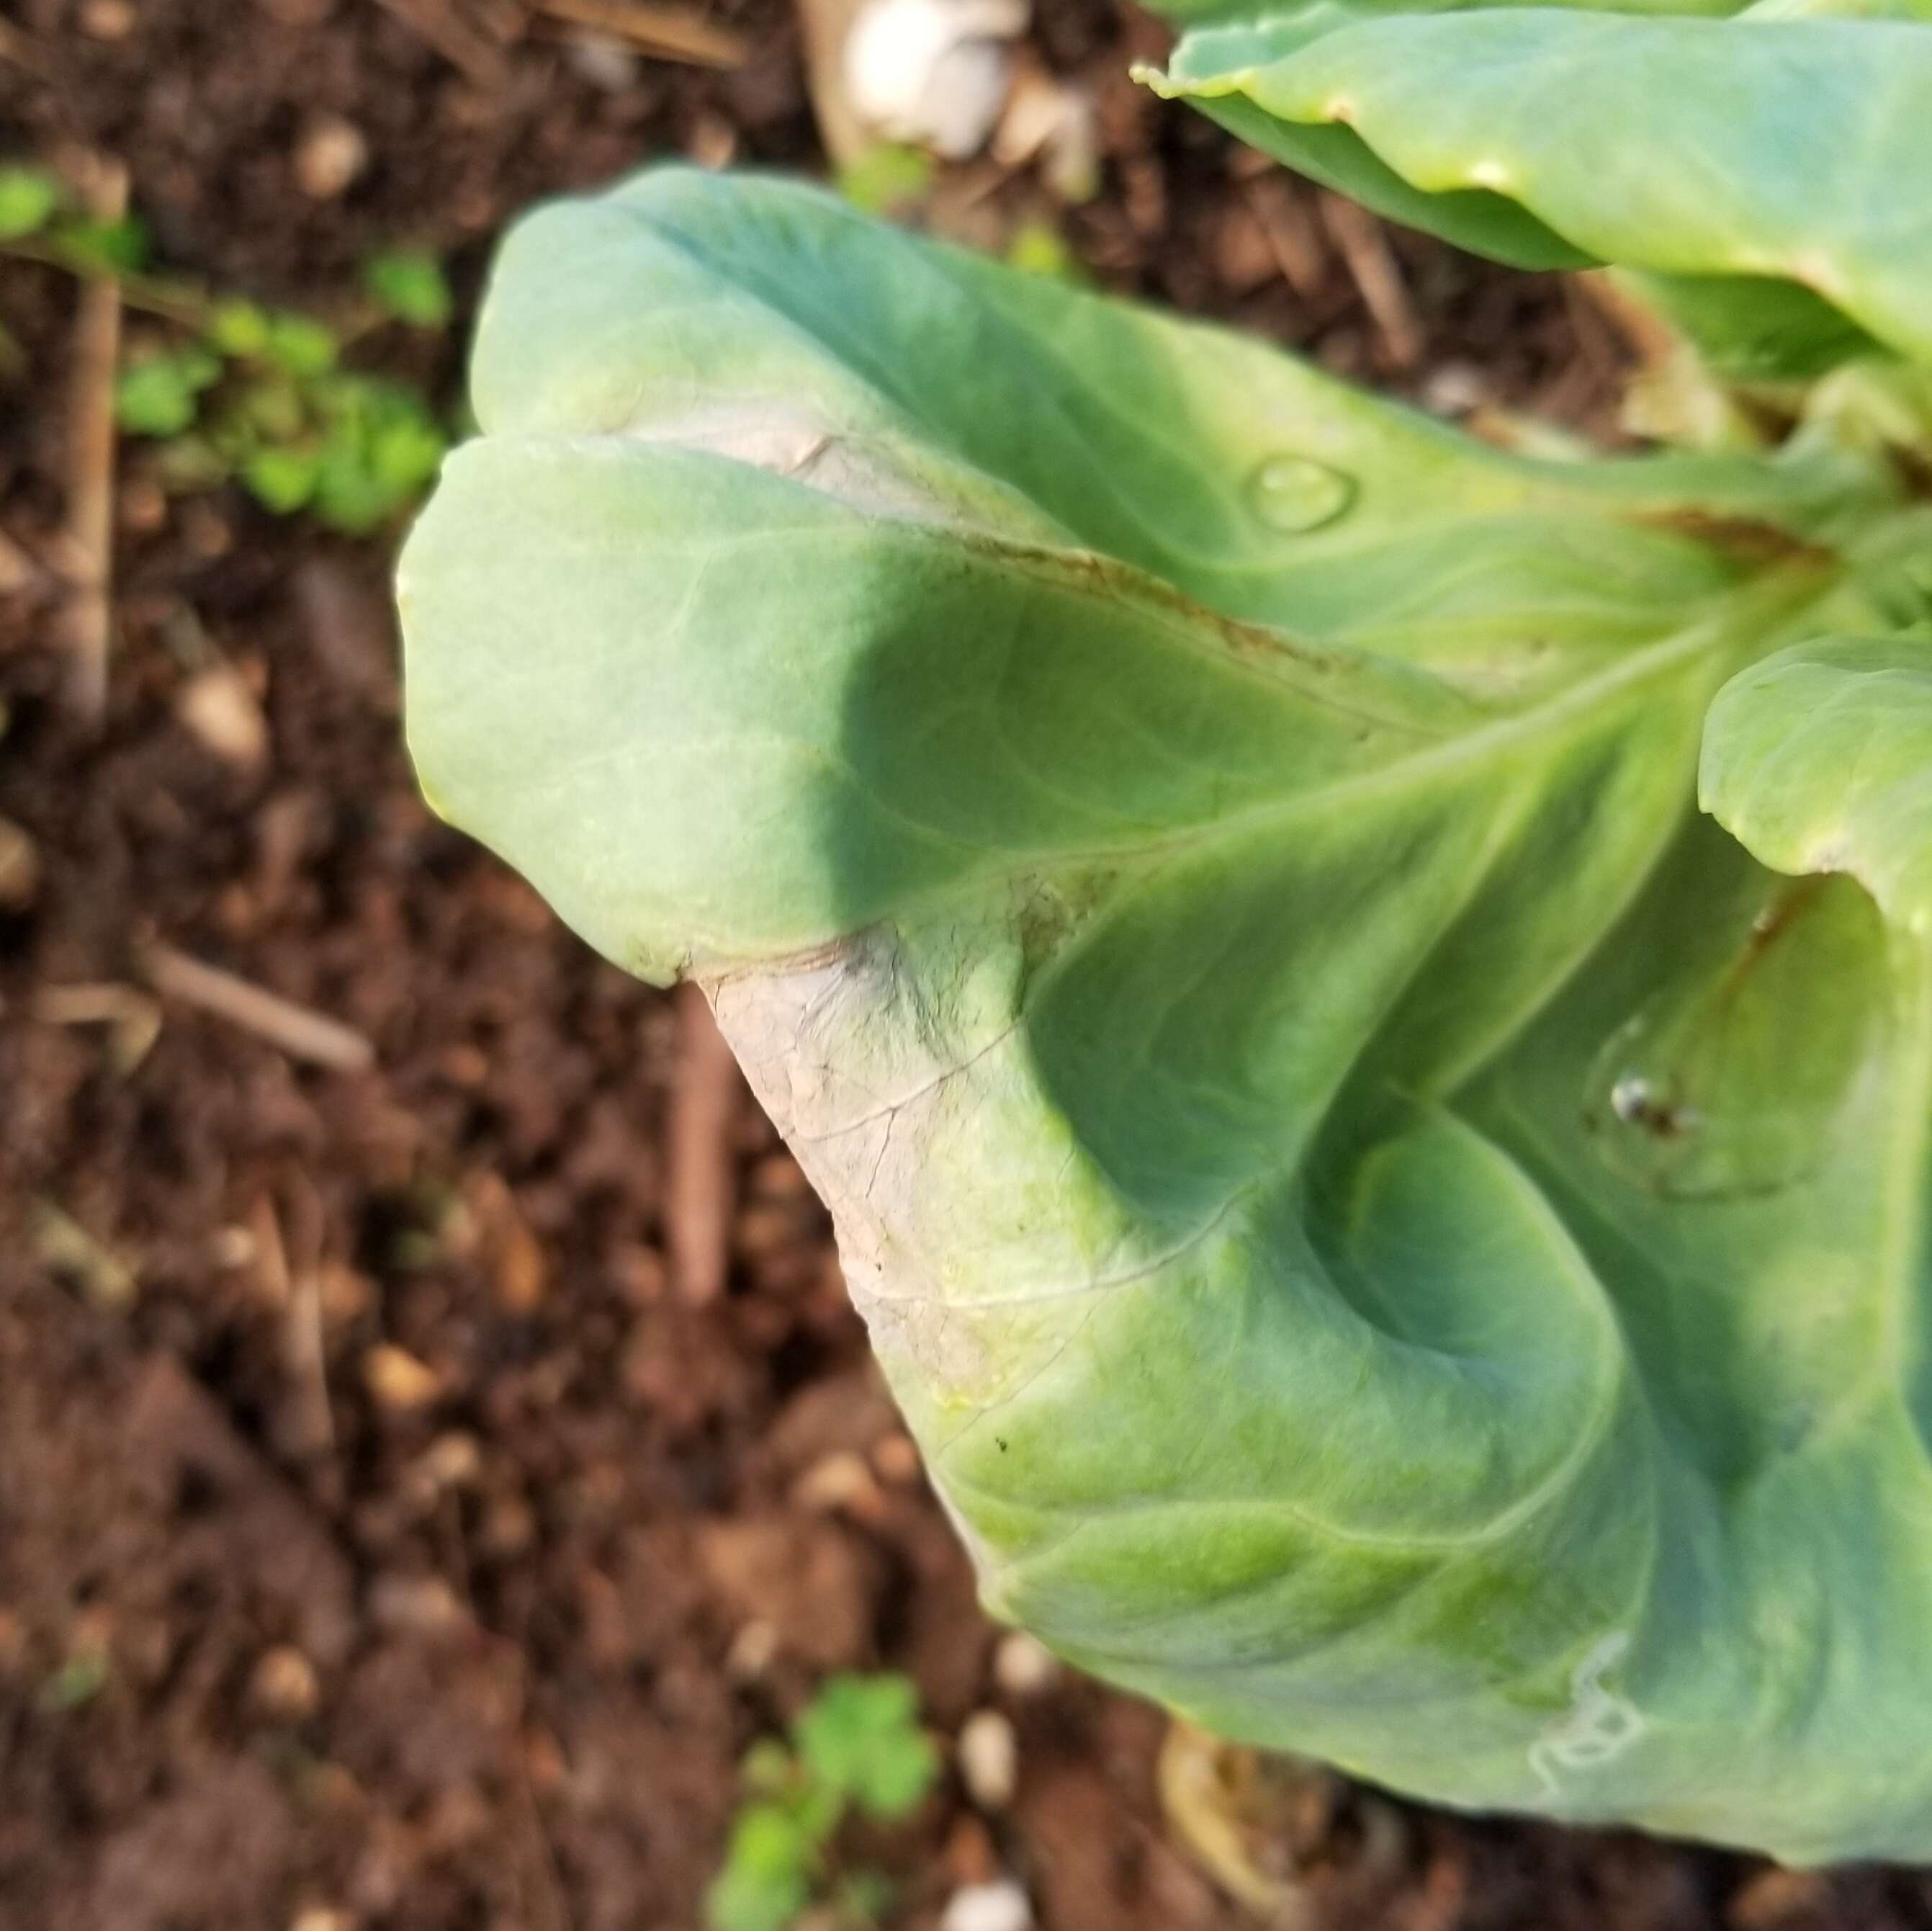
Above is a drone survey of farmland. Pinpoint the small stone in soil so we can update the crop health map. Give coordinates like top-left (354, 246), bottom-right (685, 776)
top-left (941, 1876), bottom-right (1034, 1931)
top-left (81, 0), bottom-right (138, 37)
top-left (294, 115), bottom-right (369, 200)
top-left (248, 1645), bottom-right (321, 1724)
top-left (872, 1431), bottom-right (924, 1485)
top-left (410, 1431), bottom-right (482, 1498)
top-left (992, 1631), bottom-right (1059, 1697)
top-left (1729, 1868), bottom-right (1833, 1930)
top-left (726, 1618), bottom-right (780, 1681)
top-left (363, 1344), bottom-right (444, 1412)
top-left (367, 1574), bottom-right (467, 1638)
top-left (958, 1708), bottom-right (1018, 1810)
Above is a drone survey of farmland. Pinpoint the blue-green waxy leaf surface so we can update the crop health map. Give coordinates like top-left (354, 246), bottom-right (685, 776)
top-left (1139, 3), bottom-right (1932, 378)
top-left (400, 170), bottom-right (1932, 1862)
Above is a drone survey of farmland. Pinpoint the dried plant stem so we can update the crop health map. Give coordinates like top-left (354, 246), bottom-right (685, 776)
top-left (667, 982), bottom-right (743, 1306)
top-left (143, 941), bottom-right (377, 1072)
top-left (374, 0), bottom-right (509, 88)
top-left (1319, 191), bottom-right (1422, 370)
top-left (59, 158), bottom-right (127, 726)
top-left (794, 0), bottom-right (872, 169)
top-left (531, 0), bottom-right (747, 67)
top-left (254, 1190), bottom-right (336, 1458)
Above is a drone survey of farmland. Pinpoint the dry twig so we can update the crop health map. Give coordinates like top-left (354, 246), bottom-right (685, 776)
top-left (143, 941), bottom-right (376, 1072)
top-left (375, 0), bottom-right (511, 87)
top-left (33, 980), bottom-right (163, 1072)
top-left (1240, 177), bottom-right (1328, 304)
top-left (1318, 192), bottom-right (1423, 370)
top-left (254, 1188), bottom-right (336, 1458)
top-left (531, 0), bottom-right (747, 66)
top-left (667, 981), bottom-right (743, 1305)
top-left (1572, 268), bottom-right (1678, 369)
top-left (58, 156), bottom-right (127, 725)
top-left (794, 0), bottom-right (872, 169)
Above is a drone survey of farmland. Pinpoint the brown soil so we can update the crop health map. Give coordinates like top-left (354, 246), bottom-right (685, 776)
top-left (1, 5), bottom-right (1927, 1930)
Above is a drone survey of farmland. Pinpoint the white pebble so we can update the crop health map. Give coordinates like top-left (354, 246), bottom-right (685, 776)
top-left (957, 1707), bottom-right (1018, 1809)
top-left (992, 1631), bottom-right (1059, 1696)
top-left (565, 30), bottom-right (639, 92)
top-left (940, 1878), bottom-right (1033, 1931)
top-left (844, 0), bottom-right (1028, 159)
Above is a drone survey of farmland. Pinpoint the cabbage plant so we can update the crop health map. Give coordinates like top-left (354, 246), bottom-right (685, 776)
top-left (398, 8), bottom-right (1932, 1863)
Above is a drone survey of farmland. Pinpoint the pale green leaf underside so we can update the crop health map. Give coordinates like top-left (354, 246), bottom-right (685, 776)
top-left (400, 171), bottom-right (1932, 1861)
top-left (1143, 5), bottom-right (1932, 372)
top-left (1703, 636), bottom-right (1932, 934)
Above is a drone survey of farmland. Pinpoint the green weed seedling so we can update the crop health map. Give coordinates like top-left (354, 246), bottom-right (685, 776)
top-left (0, 164), bottom-right (453, 536)
top-left (706, 1674), bottom-right (939, 1931)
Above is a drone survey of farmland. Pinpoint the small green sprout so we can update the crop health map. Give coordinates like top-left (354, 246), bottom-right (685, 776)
top-left (1004, 218), bottom-right (1082, 283)
top-left (40, 1647), bottom-right (111, 1713)
top-left (706, 1673), bottom-right (939, 1931)
top-left (114, 346), bottom-right (221, 438)
top-left (363, 248), bottom-right (455, 329)
top-left (836, 144), bottom-right (934, 218)
top-left (792, 1674), bottom-right (940, 1822)
top-left (261, 311), bottom-right (340, 379)
top-left (60, 212), bottom-right (151, 276)
top-left (0, 158), bottom-right (455, 537)
top-left (0, 166), bottom-right (61, 242)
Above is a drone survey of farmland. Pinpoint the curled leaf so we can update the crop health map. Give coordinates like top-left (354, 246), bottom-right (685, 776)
top-left (1141, 6), bottom-right (1932, 375)
top-left (400, 169), bottom-right (1932, 1862)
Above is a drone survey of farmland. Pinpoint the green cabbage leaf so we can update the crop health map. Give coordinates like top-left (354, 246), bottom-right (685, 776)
top-left (1139, 2), bottom-right (1932, 380)
top-left (399, 170), bottom-right (1932, 1860)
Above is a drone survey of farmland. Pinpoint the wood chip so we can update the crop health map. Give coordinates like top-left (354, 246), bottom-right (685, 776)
top-left (256, 1188), bottom-right (336, 1459)
top-left (532, 0), bottom-right (747, 66)
top-left (143, 940), bottom-right (375, 1072)
top-left (464, 1171), bottom-right (549, 1311)
top-left (364, 1343), bottom-right (444, 1411)
top-left (0, 815), bottom-right (41, 910)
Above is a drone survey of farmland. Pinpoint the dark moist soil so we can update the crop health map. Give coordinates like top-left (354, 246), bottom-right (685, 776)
top-left (0, 5), bottom-right (1928, 1930)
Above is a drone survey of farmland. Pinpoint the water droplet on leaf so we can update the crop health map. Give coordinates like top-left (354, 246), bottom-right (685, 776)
top-left (1244, 454), bottom-right (1357, 534)
top-left (1586, 878), bottom-right (1878, 1201)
